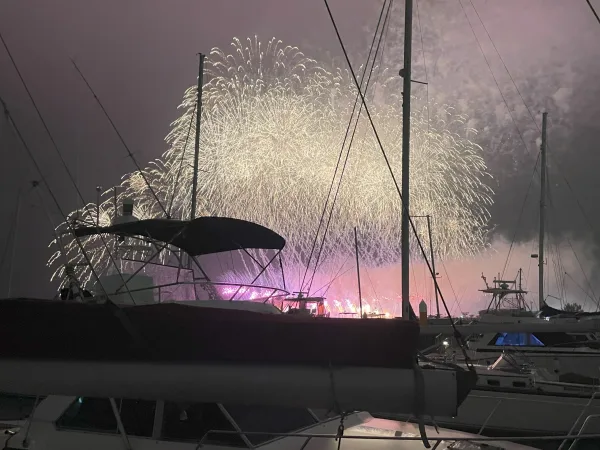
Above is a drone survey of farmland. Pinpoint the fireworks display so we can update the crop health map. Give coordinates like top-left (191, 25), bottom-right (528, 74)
top-left (49, 37), bottom-right (493, 314)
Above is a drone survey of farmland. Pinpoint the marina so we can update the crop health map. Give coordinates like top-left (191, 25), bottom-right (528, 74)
top-left (2, 0), bottom-right (600, 449)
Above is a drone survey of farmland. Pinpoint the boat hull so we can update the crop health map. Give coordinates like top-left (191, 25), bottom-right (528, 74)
top-left (0, 360), bottom-right (461, 417)
top-left (0, 299), bottom-right (419, 368)
top-left (385, 387), bottom-right (600, 435)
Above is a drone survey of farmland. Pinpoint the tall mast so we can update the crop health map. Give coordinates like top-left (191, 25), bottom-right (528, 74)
top-left (190, 53), bottom-right (205, 222)
top-left (354, 227), bottom-right (363, 318)
top-left (426, 215), bottom-right (440, 318)
top-left (400, 0), bottom-right (414, 320)
top-left (538, 112), bottom-right (548, 311)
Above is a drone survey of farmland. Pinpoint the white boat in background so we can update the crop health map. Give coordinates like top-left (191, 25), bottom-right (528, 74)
top-left (1, 395), bottom-right (540, 450)
top-left (0, 213), bottom-right (475, 419)
top-left (420, 275), bottom-right (600, 383)
top-left (392, 352), bottom-right (600, 437)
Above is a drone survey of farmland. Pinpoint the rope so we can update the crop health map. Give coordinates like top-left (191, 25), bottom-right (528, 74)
top-left (566, 237), bottom-right (599, 310)
top-left (0, 35), bottom-right (138, 307)
top-left (301, 0), bottom-right (391, 293)
top-left (586, 0), bottom-right (600, 27)
top-left (443, 260), bottom-right (461, 316)
top-left (415, 0), bottom-right (431, 156)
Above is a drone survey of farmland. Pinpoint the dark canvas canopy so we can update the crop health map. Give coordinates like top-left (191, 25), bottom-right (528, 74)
top-left (72, 217), bottom-right (286, 256)
top-left (537, 301), bottom-right (600, 318)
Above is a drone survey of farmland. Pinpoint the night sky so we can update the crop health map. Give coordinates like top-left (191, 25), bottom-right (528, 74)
top-left (1, 0), bottom-right (599, 304)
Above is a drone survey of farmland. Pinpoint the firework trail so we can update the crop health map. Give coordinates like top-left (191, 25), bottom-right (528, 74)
top-left (49, 37), bottom-right (493, 308)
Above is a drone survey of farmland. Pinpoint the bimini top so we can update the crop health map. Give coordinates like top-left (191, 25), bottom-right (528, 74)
top-left (72, 217), bottom-right (286, 256)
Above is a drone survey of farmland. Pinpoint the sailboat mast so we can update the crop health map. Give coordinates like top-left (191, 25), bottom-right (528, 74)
top-left (426, 215), bottom-right (440, 318)
top-left (190, 53), bottom-right (205, 222)
top-left (538, 112), bottom-right (548, 311)
top-left (401, 0), bottom-right (414, 320)
top-left (354, 227), bottom-right (363, 318)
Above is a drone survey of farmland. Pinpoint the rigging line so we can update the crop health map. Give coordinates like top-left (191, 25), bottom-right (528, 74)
top-left (468, 2), bottom-right (598, 243)
top-left (0, 189), bottom-right (20, 275)
top-left (167, 105), bottom-right (196, 217)
top-left (524, 234), bottom-right (537, 291)
top-left (457, 0), bottom-right (533, 157)
top-left (472, 5), bottom-right (596, 244)
top-left (0, 32), bottom-right (97, 222)
top-left (546, 216), bottom-right (562, 303)
top-left (468, 0), bottom-right (541, 132)
top-left (586, 0), bottom-right (600, 26)
top-left (312, 255), bottom-right (352, 296)
top-left (564, 272), bottom-right (594, 305)
top-left (70, 59), bottom-right (169, 218)
top-left (557, 171), bottom-right (597, 236)
top-left (300, 0), bottom-right (390, 292)
top-left (547, 177), bottom-right (596, 308)
top-left (500, 152), bottom-right (540, 280)
top-left (307, 75), bottom-right (390, 296)
top-left (307, 39), bottom-right (392, 295)
top-left (1, 103), bottom-right (133, 306)
top-left (566, 236), bottom-right (599, 310)
top-left (314, 257), bottom-right (352, 297)
top-left (306, 0), bottom-right (392, 294)
top-left (373, 0), bottom-right (394, 85)
top-left (322, 267), bottom-right (353, 299)
top-left (1, 99), bottom-right (108, 296)
top-left (442, 259), bottom-right (461, 316)
top-left (364, 267), bottom-right (384, 311)
top-left (323, 0), bottom-right (472, 355)
top-left (415, 0), bottom-right (431, 154)
top-left (0, 34), bottom-right (134, 298)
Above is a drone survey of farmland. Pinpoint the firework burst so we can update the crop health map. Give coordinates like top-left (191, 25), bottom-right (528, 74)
top-left (50, 36), bottom-right (493, 305)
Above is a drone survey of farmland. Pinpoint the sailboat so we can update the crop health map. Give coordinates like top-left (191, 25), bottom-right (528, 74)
top-left (381, 114), bottom-right (600, 438)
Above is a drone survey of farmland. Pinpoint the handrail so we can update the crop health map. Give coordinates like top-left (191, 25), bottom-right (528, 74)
top-left (471, 393), bottom-right (599, 408)
top-left (558, 391), bottom-right (600, 450)
top-left (472, 391), bottom-right (600, 435)
top-left (567, 414), bottom-right (600, 450)
top-left (198, 428), bottom-right (600, 443)
top-left (95, 280), bottom-right (290, 301)
top-left (477, 399), bottom-right (503, 435)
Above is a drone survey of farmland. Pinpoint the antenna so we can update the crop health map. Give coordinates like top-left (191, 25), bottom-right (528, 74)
top-left (190, 53), bottom-right (205, 222)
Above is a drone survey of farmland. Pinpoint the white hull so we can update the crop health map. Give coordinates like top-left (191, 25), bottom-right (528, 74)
top-left (469, 350), bottom-right (600, 380)
top-left (0, 360), bottom-right (461, 417)
top-left (2, 397), bottom-right (539, 450)
top-left (393, 388), bottom-right (600, 435)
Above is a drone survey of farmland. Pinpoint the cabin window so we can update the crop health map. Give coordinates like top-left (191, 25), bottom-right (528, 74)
top-left (119, 399), bottom-right (156, 437)
top-left (512, 381), bottom-right (527, 388)
top-left (491, 333), bottom-right (544, 347)
top-left (161, 402), bottom-right (246, 447)
top-left (0, 394), bottom-right (40, 420)
top-left (56, 397), bottom-right (155, 437)
top-left (223, 404), bottom-right (317, 446)
top-left (57, 398), bottom-right (118, 433)
top-left (486, 379), bottom-right (500, 386)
